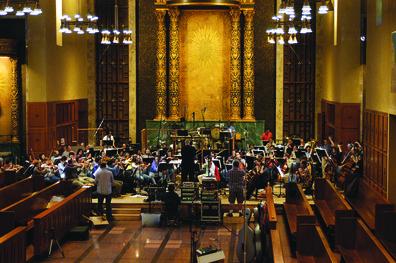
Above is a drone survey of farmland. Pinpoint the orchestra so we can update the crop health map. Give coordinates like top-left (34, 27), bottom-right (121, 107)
top-left (1, 127), bottom-right (364, 208)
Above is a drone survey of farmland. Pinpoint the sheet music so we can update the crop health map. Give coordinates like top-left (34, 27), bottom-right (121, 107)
top-left (276, 166), bottom-right (286, 178)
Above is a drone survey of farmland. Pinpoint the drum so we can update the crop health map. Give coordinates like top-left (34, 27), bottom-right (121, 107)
top-left (211, 127), bottom-right (220, 140)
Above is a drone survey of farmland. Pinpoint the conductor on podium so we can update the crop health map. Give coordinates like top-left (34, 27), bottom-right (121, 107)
top-left (181, 140), bottom-right (196, 182)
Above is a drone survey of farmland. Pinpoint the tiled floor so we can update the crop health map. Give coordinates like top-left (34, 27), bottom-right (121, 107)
top-left (38, 221), bottom-right (257, 263)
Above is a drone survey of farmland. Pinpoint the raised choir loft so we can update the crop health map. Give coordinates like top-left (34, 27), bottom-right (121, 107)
top-left (0, 0), bottom-right (396, 262)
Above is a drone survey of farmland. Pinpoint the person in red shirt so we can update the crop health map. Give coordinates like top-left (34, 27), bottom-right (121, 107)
top-left (260, 129), bottom-right (273, 142)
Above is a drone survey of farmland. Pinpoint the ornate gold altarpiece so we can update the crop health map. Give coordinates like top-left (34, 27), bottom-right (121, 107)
top-left (0, 39), bottom-right (20, 144)
top-left (154, 0), bottom-right (255, 121)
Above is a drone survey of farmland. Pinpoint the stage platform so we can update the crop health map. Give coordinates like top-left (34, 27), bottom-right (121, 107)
top-left (91, 188), bottom-right (315, 221)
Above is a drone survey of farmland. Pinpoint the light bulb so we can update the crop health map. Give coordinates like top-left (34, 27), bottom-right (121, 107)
top-left (318, 0), bottom-right (329, 14)
top-left (22, 6), bottom-right (32, 13)
top-left (15, 10), bottom-right (25, 16)
top-left (278, 36), bottom-right (285, 45)
top-left (288, 26), bottom-right (297, 35)
top-left (4, 5), bottom-right (14, 13)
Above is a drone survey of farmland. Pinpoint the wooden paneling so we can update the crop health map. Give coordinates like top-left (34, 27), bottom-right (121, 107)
top-left (363, 110), bottom-right (388, 196)
top-left (283, 4), bottom-right (316, 140)
top-left (27, 99), bottom-right (88, 154)
top-left (96, 0), bottom-right (129, 145)
top-left (321, 99), bottom-right (360, 143)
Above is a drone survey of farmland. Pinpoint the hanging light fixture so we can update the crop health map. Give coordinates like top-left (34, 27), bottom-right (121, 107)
top-left (101, 29), bottom-right (111, 45)
top-left (318, 0), bottom-right (329, 14)
top-left (100, 0), bottom-right (133, 45)
top-left (30, 1), bottom-right (42, 16)
top-left (0, 0), bottom-right (41, 16)
top-left (266, 0), bottom-right (325, 45)
top-left (59, 0), bottom-right (99, 36)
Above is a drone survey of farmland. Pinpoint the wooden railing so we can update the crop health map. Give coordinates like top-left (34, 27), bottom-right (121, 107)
top-left (0, 176), bottom-right (45, 210)
top-left (265, 186), bottom-right (285, 263)
top-left (0, 226), bottom-right (26, 263)
top-left (33, 187), bottom-right (91, 257)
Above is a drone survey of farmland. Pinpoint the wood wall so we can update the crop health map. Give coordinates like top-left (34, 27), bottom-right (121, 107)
top-left (363, 110), bottom-right (388, 196)
top-left (320, 99), bottom-right (360, 143)
top-left (27, 99), bottom-right (88, 155)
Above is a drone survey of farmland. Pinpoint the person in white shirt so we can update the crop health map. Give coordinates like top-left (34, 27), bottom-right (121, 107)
top-left (57, 156), bottom-right (67, 179)
top-left (102, 131), bottom-right (115, 147)
top-left (94, 162), bottom-right (114, 221)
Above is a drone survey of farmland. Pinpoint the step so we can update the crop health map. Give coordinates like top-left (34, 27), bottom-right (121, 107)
top-left (113, 213), bottom-right (141, 221)
top-left (112, 207), bottom-right (141, 214)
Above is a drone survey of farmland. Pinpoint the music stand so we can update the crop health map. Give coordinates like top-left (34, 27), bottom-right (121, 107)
top-left (105, 149), bottom-right (118, 157)
top-left (103, 140), bottom-right (113, 146)
top-left (295, 149), bottom-right (307, 160)
top-left (48, 228), bottom-right (64, 258)
top-left (275, 166), bottom-right (287, 197)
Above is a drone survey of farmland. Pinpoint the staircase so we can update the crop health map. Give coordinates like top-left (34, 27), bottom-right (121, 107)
top-left (111, 203), bottom-right (141, 221)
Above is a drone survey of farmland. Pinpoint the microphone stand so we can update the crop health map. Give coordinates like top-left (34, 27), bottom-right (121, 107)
top-left (94, 118), bottom-right (105, 145)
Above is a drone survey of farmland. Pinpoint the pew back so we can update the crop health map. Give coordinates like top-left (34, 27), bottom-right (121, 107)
top-left (314, 178), bottom-right (353, 228)
top-left (0, 176), bottom-right (45, 210)
top-left (0, 226), bottom-right (26, 263)
top-left (335, 211), bottom-right (395, 263)
top-left (284, 183), bottom-right (315, 235)
top-left (0, 181), bottom-right (66, 226)
top-left (297, 215), bottom-right (338, 263)
top-left (265, 186), bottom-right (285, 263)
top-left (33, 186), bottom-right (91, 257)
top-left (346, 179), bottom-right (389, 230)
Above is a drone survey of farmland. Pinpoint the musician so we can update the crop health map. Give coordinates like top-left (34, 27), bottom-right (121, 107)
top-left (102, 130), bottom-right (115, 147)
top-left (260, 129), bottom-right (273, 144)
top-left (181, 140), bottom-right (196, 182)
top-left (246, 156), bottom-right (266, 199)
top-left (197, 156), bottom-right (219, 184)
top-left (57, 156), bottom-right (67, 179)
top-left (264, 154), bottom-right (279, 185)
top-left (227, 160), bottom-right (245, 217)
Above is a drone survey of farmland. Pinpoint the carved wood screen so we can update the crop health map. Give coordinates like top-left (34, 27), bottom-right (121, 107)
top-left (283, 1), bottom-right (316, 140)
top-left (96, 0), bottom-right (129, 145)
top-left (363, 110), bottom-right (388, 197)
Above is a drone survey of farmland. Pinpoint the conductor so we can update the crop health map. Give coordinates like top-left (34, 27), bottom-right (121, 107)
top-left (181, 140), bottom-right (196, 182)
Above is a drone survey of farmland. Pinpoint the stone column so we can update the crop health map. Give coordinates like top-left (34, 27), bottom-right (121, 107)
top-left (242, 9), bottom-right (255, 121)
top-left (154, 9), bottom-right (167, 120)
top-left (10, 58), bottom-right (19, 143)
top-left (230, 8), bottom-right (242, 120)
top-left (168, 8), bottom-right (180, 120)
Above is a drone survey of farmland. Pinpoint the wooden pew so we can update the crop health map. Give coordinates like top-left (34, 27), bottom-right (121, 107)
top-left (376, 204), bottom-right (396, 259)
top-left (346, 179), bottom-right (390, 230)
top-left (296, 215), bottom-right (338, 263)
top-left (0, 181), bottom-right (67, 227)
top-left (335, 210), bottom-right (395, 263)
top-left (313, 178), bottom-right (354, 238)
top-left (0, 181), bottom-right (92, 258)
top-left (0, 226), bottom-right (26, 263)
top-left (33, 186), bottom-right (91, 257)
top-left (265, 186), bottom-right (285, 263)
top-left (284, 183), bottom-right (315, 237)
top-left (0, 176), bottom-right (45, 210)
top-left (0, 170), bottom-right (17, 188)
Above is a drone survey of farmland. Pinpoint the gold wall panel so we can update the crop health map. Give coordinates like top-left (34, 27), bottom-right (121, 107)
top-left (179, 10), bottom-right (231, 120)
top-left (0, 57), bottom-right (12, 142)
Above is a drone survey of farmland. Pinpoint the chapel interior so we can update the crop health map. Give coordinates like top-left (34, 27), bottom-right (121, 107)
top-left (0, 0), bottom-right (396, 262)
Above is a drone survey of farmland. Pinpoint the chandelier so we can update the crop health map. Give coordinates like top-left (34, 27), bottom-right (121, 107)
top-left (266, 0), bottom-right (332, 45)
top-left (60, 14), bottom-right (99, 35)
top-left (100, 0), bottom-right (133, 45)
top-left (0, 0), bottom-right (42, 16)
